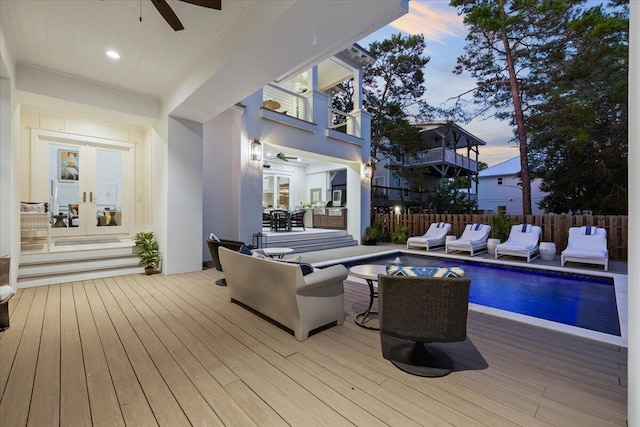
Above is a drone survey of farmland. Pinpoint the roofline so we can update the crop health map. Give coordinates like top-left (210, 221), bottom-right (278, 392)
top-left (416, 121), bottom-right (487, 146)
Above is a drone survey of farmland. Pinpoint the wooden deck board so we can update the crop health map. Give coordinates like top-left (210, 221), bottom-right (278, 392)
top-left (59, 282), bottom-right (92, 427)
top-left (0, 268), bottom-right (628, 426)
top-left (27, 285), bottom-right (60, 427)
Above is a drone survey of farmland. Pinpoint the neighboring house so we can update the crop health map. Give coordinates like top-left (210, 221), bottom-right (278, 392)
top-left (477, 156), bottom-right (548, 215)
top-left (372, 122), bottom-right (485, 211)
top-left (0, 1), bottom-right (408, 286)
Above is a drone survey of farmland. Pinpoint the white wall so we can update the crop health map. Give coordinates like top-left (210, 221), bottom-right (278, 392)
top-left (203, 110), bottom-right (238, 260)
top-left (305, 172), bottom-right (329, 204)
top-left (16, 64), bottom-right (160, 120)
top-left (164, 116), bottom-right (203, 274)
top-left (0, 78), bottom-right (12, 256)
top-left (628, 3), bottom-right (638, 424)
top-left (0, 76), bottom-right (21, 285)
top-left (478, 175), bottom-right (546, 215)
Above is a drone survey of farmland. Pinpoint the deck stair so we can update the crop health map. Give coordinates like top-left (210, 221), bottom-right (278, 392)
top-left (259, 229), bottom-right (358, 253)
top-left (18, 241), bottom-right (143, 288)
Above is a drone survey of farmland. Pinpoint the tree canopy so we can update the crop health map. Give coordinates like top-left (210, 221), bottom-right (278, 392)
top-left (527, 2), bottom-right (628, 214)
top-left (363, 33), bottom-right (431, 162)
top-left (450, 0), bottom-right (585, 215)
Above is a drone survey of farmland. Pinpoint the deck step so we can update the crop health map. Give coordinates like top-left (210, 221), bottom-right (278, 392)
top-left (260, 230), bottom-right (358, 253)
top-left (18, 244), bottom-right (143, 288)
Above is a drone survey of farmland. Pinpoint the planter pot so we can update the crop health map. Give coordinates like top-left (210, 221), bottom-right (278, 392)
top-left (144, 266), bottom-right (155, 275)
top-left (487, 238), bottom-right (501, 256)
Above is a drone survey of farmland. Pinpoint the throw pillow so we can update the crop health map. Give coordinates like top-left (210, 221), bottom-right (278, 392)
top-left (20, 202), bottom-right (46, 213)
top-left (238, 245), bottom-right (253, 256)
top-left (277, 259), bottom-right (314, 276)
top-left (386, 265), bottom-right (465, 278)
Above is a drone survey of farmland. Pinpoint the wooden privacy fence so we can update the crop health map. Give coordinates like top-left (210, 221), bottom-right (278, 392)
top-left (374, 213), bottom-right (629, 261)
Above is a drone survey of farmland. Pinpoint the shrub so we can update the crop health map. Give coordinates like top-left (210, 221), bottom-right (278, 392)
top-left (362, 223), bottom-right (383, 245)
top-left (392, 225), bottom-right (410, 244)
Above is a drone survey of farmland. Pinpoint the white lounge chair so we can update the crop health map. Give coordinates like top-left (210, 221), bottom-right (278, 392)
top-left (561, 226), bottom-right (609, 271)
top-left (406, 222), bottom-right (451, 250)
top-left (495, 224), bottom-right (542, 262)
top-left (445, 224), bottom-right (491, 256)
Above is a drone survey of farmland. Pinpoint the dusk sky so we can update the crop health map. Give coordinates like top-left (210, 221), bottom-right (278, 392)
top-left (358, 0), bottom-right (605, 167)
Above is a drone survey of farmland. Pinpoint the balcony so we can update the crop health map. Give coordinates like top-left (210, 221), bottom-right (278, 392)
top-left (263, 84), bottom-right (309, 121)
top-left (404, 147), bottom-right (478, 172)
top-left (262, 85), bottom-right (364, 141)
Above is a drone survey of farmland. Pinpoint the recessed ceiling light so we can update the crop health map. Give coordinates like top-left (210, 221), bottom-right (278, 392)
top-left (106, 50), bottom-right (120, 59)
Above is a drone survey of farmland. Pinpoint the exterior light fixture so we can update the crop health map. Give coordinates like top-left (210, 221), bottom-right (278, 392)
top-left (106, 50), bottom-right (120, 59)
top-left (250, 138), bottom-right (262, 161)
top-left (394, 206), bottom-right (401, 214)
top-left (363, 162), bottom-right (372, 178)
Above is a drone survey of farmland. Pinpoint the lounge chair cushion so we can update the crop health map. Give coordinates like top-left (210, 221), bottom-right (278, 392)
top-left (406, 222), bottom-right (451, 250)
top-left (561, 227), bottom-right (608, 270)
top-left (386, 265), bottom-right (465, 278)
top-left (495, 225), bottom-right (542, 261)
top-left (445, 224), bottom-right (491, 256)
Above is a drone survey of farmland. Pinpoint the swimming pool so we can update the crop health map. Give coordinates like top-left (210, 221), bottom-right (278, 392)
top-left (342, 254), bottom-right (620, 336)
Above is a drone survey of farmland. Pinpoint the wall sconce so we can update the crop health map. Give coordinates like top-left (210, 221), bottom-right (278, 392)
top-left (250, 138), bottom-right (262, 161)
top-left (363, 162), bottom-right (372, 178)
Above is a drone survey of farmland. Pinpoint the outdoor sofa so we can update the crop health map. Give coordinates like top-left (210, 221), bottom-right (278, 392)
top-left (218, 247), bottom-right (348, 340)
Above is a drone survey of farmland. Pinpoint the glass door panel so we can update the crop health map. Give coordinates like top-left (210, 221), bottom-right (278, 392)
top-left (95, 149), bottom-right (123, 229)
top-left (277, 177), bottom-right (290, 209)
top-left (48, 143), bottom-right (85, 235)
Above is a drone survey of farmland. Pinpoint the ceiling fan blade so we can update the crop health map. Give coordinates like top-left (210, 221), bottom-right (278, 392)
top-left (150, 0), bottom-right (185, 31)
top-left (180, 0), bottom-right (221, 10)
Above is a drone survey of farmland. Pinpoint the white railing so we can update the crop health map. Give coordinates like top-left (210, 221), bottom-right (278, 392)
top-left (263, 84), bottom-right (308, 121)
top-left (405, 147), bottom-right (478, 171)
top-left (328, 108), bottom-right (356, 136)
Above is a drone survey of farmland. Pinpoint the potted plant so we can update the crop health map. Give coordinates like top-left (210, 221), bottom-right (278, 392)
top-left (488, 212), bottom-right (513, 253)
top-left (362, 224), bottom-right (382, 245)
top-left (133, 232), bottom-right (160, 275)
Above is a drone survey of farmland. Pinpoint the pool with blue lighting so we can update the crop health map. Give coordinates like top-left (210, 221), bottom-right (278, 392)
top-left (343, 254), bottom-right (620, 336)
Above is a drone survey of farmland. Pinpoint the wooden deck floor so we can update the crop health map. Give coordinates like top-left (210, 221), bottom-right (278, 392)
top-left (0, 268), bottom-right (627, 426)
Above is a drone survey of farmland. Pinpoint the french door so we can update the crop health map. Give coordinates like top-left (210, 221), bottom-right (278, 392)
top-left (31, 129), bottom-right (134, 238)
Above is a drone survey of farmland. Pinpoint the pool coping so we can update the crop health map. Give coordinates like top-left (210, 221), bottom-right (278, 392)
top-left (314, 248), bottom-right (628, 348)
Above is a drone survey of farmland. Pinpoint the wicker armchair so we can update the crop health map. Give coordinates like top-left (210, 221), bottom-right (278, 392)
top-left (378, 274), bottom-right (471, 377)
top-left (206, 238), bottom-right (245, 286)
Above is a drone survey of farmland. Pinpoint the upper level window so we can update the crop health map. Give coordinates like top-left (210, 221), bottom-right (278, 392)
top-left (497, 177), bottom-right (503, 185)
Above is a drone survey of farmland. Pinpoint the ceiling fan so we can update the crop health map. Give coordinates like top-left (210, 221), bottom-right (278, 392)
top-left (277, 153), bottom-right (299, 162)
top-left (150, 0), bottom-right (221, 31)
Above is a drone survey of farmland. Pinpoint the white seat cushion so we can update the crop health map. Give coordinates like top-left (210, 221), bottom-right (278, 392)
top-left (0, 285), bottom-right (15, 302)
